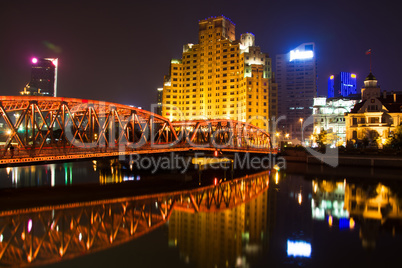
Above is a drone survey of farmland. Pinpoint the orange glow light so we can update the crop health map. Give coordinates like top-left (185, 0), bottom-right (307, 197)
top-left (328, 215), bottom-right (333, 227)
top-left (349, 218), bottom-right (355, 229)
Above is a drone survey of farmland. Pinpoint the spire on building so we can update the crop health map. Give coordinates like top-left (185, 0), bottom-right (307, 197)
top-left (361, 72), bottom-right (380, 100)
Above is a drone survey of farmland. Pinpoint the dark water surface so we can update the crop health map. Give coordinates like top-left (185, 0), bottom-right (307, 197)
top-left (0, 160), bottom-right (401, 267)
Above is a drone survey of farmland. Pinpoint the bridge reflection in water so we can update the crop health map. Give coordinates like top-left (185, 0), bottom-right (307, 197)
top-left (0, 170), bottom-right (272, 267)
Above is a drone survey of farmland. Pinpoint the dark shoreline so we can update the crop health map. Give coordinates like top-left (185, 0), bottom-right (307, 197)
top-left (282, 149), bottom-right (402, 169)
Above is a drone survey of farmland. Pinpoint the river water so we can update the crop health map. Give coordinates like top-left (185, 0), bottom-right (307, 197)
top-left (0, 160), bottom-right (401, 267)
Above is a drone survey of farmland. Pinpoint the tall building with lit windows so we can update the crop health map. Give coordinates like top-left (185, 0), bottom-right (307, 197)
top-left (328, 72), bottom-right (357, 98)
top-left (160, 16), bottom-right (277, 129)
top-left (20, 57), bottom-right (58, 97)
top-left (276, 43), bottom-right (317, 141)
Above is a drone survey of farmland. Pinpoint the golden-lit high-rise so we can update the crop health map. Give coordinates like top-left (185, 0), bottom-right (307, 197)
top-left (161, 16), bottom-right (277, 129)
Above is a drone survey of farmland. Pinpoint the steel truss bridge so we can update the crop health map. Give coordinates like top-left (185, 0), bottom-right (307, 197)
top-left (0, 171), bottom-right (270, 266)
top-left (0, 96), bottom-right (274, 166)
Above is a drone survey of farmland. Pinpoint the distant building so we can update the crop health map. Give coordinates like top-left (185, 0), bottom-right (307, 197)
top-left (160, 16), bottom-right (277, 129)
top-left (345, 72), bottom-right (402, 147)
top-left (313, 96), bottom-right (359, 147)
top-left (156, 87), bottom-right (163, 115)
top-left (276, 43), bottom-right (317, 141)
top-left (20, 57), bottom-right (58, 97)
top-left (328, 72), bottom-right (357, 98)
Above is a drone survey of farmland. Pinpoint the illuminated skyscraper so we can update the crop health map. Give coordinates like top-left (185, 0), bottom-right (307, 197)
top-left (21, 57), bottom-right (58, 97)
top-left (276, 43), bottom-right (317, 141)
top-left (161, 16), bottom-right (277, 129)
top-left (328, 72), bottom-right (357, 98)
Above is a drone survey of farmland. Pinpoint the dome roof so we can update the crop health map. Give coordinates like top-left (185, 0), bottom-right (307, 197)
top-left (365, 72), bottom-right (377, 81)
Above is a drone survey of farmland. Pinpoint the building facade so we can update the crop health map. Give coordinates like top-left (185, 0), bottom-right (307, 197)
top-left (276, 43), bottom-right (317, 141)
top-left (21, 58), bottom-right (58, 97)
top-left (313, 96), bottom-right (359, 147)
top-left (160, 16), bottom-right (277, 129)
top-left (345, 73), bottom-right (402, 147)
top-left (328, 72), bottom-right (357, 98)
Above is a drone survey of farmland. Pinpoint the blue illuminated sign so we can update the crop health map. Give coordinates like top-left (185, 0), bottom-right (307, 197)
top-left (289, 50), bottom-right (314, 61)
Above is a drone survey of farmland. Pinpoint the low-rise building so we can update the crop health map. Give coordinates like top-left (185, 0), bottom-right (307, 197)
top-left (345, 73), bottom-right (402, 147)
top-left (313, 96), bottom-right (359, 147)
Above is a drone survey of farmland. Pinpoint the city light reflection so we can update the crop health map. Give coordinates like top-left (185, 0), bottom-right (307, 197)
top-left (0, 170), bottom-right (271, 267)
top-left (287, 240), bottom-right (312, 258)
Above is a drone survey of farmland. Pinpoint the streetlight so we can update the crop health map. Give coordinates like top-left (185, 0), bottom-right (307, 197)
top-left (299, 118), bottom-right (303, 145)
top-left (275, 132), bottom-right (280, 148)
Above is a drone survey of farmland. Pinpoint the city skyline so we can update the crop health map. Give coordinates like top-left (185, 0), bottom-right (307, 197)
top-left (0, 0), bottom-right (401, 110)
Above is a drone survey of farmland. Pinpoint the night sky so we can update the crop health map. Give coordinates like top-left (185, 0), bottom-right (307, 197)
top-left (1, 0), bottom-right (401, 110)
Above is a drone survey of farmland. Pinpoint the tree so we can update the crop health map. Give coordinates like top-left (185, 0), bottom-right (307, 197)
top-left (315, 129), bottom-right (328, 149)
top-left (389, 125), bottom-right (402, 150)
top-left (315, 129), bottom-right (339, 148)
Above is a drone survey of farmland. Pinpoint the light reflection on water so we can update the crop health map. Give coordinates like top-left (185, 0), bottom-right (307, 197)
top-left (0, 162), bottom-right (402, 267)
top-left (0, 159), bottom-right (142, 189)
top-left (0, 170), bottom-right (271, 267)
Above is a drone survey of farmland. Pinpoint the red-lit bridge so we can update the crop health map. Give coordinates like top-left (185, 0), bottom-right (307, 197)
top-left (0, 96), bottom-right (275, 166)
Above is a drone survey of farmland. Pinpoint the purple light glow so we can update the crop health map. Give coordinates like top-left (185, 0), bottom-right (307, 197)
top-left (28, 219), bottom-right (32, 233)
top-left (31, 58), bottom-right (38, 64)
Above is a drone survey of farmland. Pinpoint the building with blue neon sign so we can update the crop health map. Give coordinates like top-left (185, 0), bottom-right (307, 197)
top-left (276, 42), bottom-right (317, 142)
top-left (328, 72), bottom-right (357, 98)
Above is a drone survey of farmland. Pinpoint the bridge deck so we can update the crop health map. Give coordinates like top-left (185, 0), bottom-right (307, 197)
top-left (0, 145), bottom-right (277, 166)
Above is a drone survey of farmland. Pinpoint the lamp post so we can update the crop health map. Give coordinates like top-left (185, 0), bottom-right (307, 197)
top-left (299, 118), bottom-right (303, 145)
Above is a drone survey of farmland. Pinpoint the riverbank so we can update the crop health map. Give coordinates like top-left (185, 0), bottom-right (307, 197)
top-left (284, 161), bottom-right (402, 180)
top-left (282, 148), bottom-right (402, 168)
